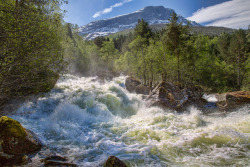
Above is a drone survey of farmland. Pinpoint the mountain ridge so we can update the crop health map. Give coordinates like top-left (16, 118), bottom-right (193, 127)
top-left (78, 6), bottom-right (201, 40)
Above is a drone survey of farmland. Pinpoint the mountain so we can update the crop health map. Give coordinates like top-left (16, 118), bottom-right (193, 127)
top-left (78, 6), bottom-right (200, 40)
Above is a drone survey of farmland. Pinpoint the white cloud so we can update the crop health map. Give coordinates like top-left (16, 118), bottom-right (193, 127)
top-left (187, 0), bottom-right (250, 29)
top-left (93, 0), bottom-right (133, 18)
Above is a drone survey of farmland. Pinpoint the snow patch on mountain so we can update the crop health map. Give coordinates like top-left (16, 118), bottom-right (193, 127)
top-left (78, 6), bottom-right (200, 40)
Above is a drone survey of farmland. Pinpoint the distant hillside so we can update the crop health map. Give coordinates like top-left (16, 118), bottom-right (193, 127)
top-left (190, 26), bottom-right (236, 36)
top-left (107, 24), bottom-right (237, 39)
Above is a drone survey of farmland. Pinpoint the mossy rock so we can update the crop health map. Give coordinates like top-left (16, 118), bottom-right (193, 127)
top-left (0, 116), bottom-right (42, 155)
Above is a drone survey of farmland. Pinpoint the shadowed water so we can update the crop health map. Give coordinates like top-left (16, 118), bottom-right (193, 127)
top-left (10, 74), bottom-right (250, 167)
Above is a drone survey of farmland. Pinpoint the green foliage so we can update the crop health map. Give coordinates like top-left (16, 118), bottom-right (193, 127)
top-left (100, 40), bottom-right (119, 70)
top-left (134, 18), bottom-right (152, 42)
top-left (4, 1), bottom-right (243, 95)
top-left (0, 0), bottom-right (67, 105)
top-left (163, 12), bottom-right (190, 83)
top-left (109, 15), bottom-right (249, 92)
top-left (94, 36), bottom-right (107, 48)
top-left (229, 29), bottom-right (249, 89)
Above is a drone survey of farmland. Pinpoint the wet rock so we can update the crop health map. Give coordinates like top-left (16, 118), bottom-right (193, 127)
top-left (41, 155), bottom-right (68, 162)
top-left (0, 116), bottom-right (42, 165)
top-left (216, 91), bottom-right (250, 111)
top-left (135, 84), bottom-right (151, 95)
top-left (0, 153), bottom-right (31, 166)
top-left (42, 155), bottom-right (77, 167)
top-left (0, 116), bottom-right (42, 155)
top-left (44, 160), bottom-right (77, 167)
top-left (105, 156), bottom-right (127, 167)
top-left (146, 81), bottom-right (204, 111)
top-left (125, 77), bottom-right (141, 92)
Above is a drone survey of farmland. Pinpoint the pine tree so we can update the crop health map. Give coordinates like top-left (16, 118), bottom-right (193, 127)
top-left (134, 18), bottom-right (152, 45)
top-left (164, 12), bottom-right (190, 83)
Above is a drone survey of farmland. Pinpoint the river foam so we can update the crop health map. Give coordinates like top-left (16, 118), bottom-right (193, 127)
top-left (9, 74), bottom-right (250, 167)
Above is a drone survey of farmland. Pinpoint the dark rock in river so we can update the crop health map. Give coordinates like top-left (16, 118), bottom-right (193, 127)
top-left (44, 160), bottom-right (78, 167)
top-left (125, 76), bottom-right (150, 95)
top-left (125, 77), bottom-right (141, 92)
top-left (41, 155), bottom-right (68, 162)
top-left (216, 91), bottom-right (250, 111)
top-left (0, 154), bottom-right (31, 166)
top-left (0, 116), bottom-right (42, 165)
top-left (42, 155), bottom-right (77, 167)
top-left (135, 84), bottom-right (151, 95)
top-left (105, 156), bottom-right (127, 167)
top-left (146, 81), bottom-right (204, 111)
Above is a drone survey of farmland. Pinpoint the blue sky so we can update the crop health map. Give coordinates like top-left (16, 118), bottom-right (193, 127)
top-left (61, 0), bottom-right (250, 29)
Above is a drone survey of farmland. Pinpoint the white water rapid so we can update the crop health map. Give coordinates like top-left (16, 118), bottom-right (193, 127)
top-left (9, 75), bottom-right (250, 167)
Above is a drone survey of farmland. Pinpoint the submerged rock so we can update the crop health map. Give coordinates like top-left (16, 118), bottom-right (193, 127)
top-left (0, 116), bottom-right (42, 165)
top-left (216, 91), bottom-right (250, 111)
top-left (146, 81), bottom-right (204, 111)
top-left (105, 156), bottom-right (127, 167)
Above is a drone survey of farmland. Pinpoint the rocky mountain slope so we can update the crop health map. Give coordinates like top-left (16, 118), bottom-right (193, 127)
top-left (78, 6), bottom-right (200, 40)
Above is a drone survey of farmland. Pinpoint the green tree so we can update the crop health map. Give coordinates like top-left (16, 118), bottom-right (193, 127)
top-left (134, 19), bottom-right (152, 41)
top-left (100, 40), bottom-right (119, 70)
top-left (229, 29), bottom-right (249, 90)
top-left (0, 0), bottom-right (67, 105)
top-left (126, 19), bottom-right (154, 84)
top-left (164, 12), bottom-right (190, 83)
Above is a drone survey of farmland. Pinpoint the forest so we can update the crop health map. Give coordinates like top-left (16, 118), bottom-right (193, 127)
top-left (0, 0), bottom-right (249, 107)
top-left (0, 1), bottom-right (250, 166)
top-left (68, 14), bottom-right (250, 93)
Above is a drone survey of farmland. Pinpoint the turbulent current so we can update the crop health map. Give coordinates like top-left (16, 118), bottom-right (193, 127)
top-left (9, 75), bottom-right (250, 167)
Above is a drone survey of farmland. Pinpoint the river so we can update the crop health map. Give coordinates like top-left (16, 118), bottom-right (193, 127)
top-left (9, 74), bottom-right (250, 166)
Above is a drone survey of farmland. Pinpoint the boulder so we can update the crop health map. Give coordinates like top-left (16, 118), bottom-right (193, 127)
top-left (146, 81), bottom-right (204, 111)
top-left (216, 91), bottom-right (250, 111)
top-left (125, 77), bottom-right (141, 92)
top-left (135, 84), bottom-right (151, 95)
top-left (105, 156), bottom-right (127, 167)
top-left (0, 116), bottom-right (42, 165)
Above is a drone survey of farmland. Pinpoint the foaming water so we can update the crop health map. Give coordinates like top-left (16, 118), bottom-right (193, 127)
top-left (10, 74), bottom-right (250, 167)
